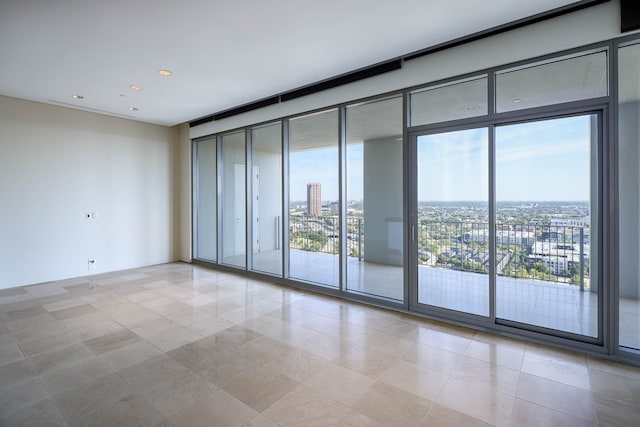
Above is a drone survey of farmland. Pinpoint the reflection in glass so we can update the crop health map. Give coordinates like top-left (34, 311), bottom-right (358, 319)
top-left (411, 77), bottom-right (487, 126)
top-left (496, 115), bottom-right (597, 337)
top-left (221, 131), bottom-right (246, 268)
top-left (194, 138), bottom-right (217, 262)
top-left (417, 128), bottom-right (489, 316)
top-left (496, 51), bottom-right (607, 113)
top-left (346, 96), bottom-right (403, 300)
top-left (288, 110), bottom-right (339, 287)
top-left (251, 123), bottom-right (283, 276)
top-left (618, 43), bottom-right (640, 350)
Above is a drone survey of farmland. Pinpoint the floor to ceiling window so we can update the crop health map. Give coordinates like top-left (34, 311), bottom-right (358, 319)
top-left (345, 96), bottom-right (403, 300)
top-left (190, 37), bottom-right (640, 363)
top-left (221, 131), bottom-right (247, 268)
top-left (495, 115), bottom-right (598, 337)
top-left (618, 41), bottom-right (640, 352)
top-left (193, 137), bottom-right (217, 262)
top-left (250, 123), bottom-right (283, 276)
top-left (415, 127), bottom-right (489, 316)
top-left (288, 110), bottom-right (339, 287)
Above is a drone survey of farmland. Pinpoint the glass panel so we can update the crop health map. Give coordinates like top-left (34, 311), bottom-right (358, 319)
top-left (496, 51), bottom-right (608, 113)
top-left (289, 110), bottom-right (339, 287)
top-left (411, 76), bottom-right (487, 126)
top-left (417, 128), bottom-right (489, 316)
top-left (194, 138), bottom-right (217, 262)
top-left (221, 131), bottom-right (246, 268)
top-left (496, 115), bottom-right (597, 337)
top-left (346, 96), bottom-right (403, 300)
top-left (618, 43), bottom-right (640, 350)
top-left (251, 123), bottom-right (282, 276)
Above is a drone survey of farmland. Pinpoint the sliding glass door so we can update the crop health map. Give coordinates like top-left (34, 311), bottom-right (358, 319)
top-left (495, 114), bottom-right (598, 337)
top-left (414, 128), bottom-right (489, 316)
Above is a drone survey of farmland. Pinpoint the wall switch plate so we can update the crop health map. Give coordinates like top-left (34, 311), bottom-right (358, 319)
top-left (88, 258), bottom-right (96, 271)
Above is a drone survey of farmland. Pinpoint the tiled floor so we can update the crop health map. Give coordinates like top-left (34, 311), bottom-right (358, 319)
top-left (1, 262), bottom-right (639, 426)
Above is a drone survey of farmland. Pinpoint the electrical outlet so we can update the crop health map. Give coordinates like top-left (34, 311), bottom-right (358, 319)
top-left (88, 259), bottom-right (96, 271)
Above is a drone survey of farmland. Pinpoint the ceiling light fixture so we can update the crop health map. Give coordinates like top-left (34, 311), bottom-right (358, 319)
top-left (463, 106), bottom-right (478, 111)
top-left (129, 85), bottom-right (142, 91)
top-left (158, 70), bottom-right (172, 76)
top-left (72, 94), bottom-right (84, 99)
top-left (512, 98), bottom-right (521, 103)
top-left (129, 107), bottom-right (139, 111)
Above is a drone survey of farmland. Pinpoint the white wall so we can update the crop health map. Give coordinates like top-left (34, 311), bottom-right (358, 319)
top-left (190, 1), bottom-right (620, 139)
top-left (0, 95), bottom-right (180, 288)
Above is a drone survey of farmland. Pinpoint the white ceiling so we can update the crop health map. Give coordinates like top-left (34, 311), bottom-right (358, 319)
top-left (0, 0), bottom-right (581, 127)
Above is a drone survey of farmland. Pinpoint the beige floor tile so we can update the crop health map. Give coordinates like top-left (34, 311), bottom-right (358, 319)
top-left (262, 384), bottom-right (353, 427)
top-left (222, 364), bottom-right (299, 411)
top-left (129, 317), bottom-right (180, 340)
top-left (70, 318), bottom-right (125, 341)
top-left (53, 372), bottom-right (135, 426)
top-left (242, 414), bottom-right (281, 427)
top-left (378, 359), bottom-right (449, 401)
top-left (402, 342), bottom-right (463, 375)
top-left (264, 347), bottom-right (330, 382)
top-left (0, 359), bottom-right (38, 390)
top-left (168, 389), bottom-right (258, 427)
top-left (196, 352), bottom-right (260, 387)
top-left (236, 335), bottom-right (296, 364)
top-left (205, 325), bottom-right (262, 350)
top-left (421, 404), bottom-right (492, 427)
top-left (587, 356), bottom-right (640, 381)
top-left (417, 328), bottom-right (472, 354)
top-left (452, 356), bottom-right (521, 396)
top-left (83, 394), bottom-right (167, 427)
top-left (167, 337), bottom-right (240, 372)
top-left (185, 315), bottom-right (235, 337)
top-left (0, 337), bottom-right (24, 366)
top-left (24, 283), bottom-right (69, 298)
top-left (296, 333), bottom-right (350, 361)
top-left (516, 372), bottom-right (596, 422)
top-left (333, 344), bottom-right (398, 379)
top-left (83, 328), bottom-right (141, 354)
top-left (41, 356), bottom-right (113, 396)
top-left (6, 313), bottom-right (67, 342)
top-left (352, 330), bottom-right (413, 357)
top-left (117, 354), bottom-right (190, 391)
top-left (1, 397), bottom-right (67, 427)
top-left (464, 339), bottom-right (525, 371)
top-left (19, 330), bottom-right (79, 357)
top-left (137, 369), bottom-right (218, 417)
top-left (590, 368), bottom-right (640, 427)
top-left (100, 340), bottom-right (162, 371)
top-left (59, 311), bottom-right (110, 331)
top-left (304, 363), bottom-right (375, 406)
top-left (436, 376), bottom-right (515, 427)
top-left (351, 381), bottom-right (432, 426)
top-left (0, 304), bottom-right (48, 322)
top-left (144, 324), bottom-right (202, 352)
top-left (521, 348), bottom-right (590, 390)
top-left (0, 377), bottom-right (49, 414)
top-left (30, 342), bottom-right (93, 374)
top-left (509, 398), bottom-right (596, 427)
top-left (50, 303), bottom-right (98, 320)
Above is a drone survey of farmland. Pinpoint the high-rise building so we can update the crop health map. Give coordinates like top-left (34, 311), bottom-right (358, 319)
top-left (307, 182), bottom-right (322, 216)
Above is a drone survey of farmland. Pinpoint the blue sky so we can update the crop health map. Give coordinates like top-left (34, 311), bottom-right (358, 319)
top-left (289, 115), bottom-right (593, 202)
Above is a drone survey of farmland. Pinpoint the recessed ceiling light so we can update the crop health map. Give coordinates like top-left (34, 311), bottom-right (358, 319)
top-left (72, 94), bottom-right (84, 99)
top-left (119, 94), bottom-right (126, 97)
top-left (158, 70), bottom-right (172, 76)
top-left (129, 107), bottom-right (139, 111)
top-left (129, 85), bottom-right (142, 91)
top-left (463, 106), bottom-right (478, 111)
top-left (512, 98), bottom-right (521, 103)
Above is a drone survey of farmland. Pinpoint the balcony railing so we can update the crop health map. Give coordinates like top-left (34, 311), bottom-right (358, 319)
top-left (289, 215), bottom-right (589, 289)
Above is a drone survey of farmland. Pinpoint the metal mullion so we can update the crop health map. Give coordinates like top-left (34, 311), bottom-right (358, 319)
top-left (282, 120), bottom-right (290, 279)
top-left (402, 91), bottom-right (411, 310)
top-left (609, 39), bottom-right (620, 357)
top-left (246, 131), bottom-right (252, 272)
top-left (191, 140), bottom-right (199, 261)
top-left (339, 107), bottom-right (347, 292)
top-left (488, 68), bottom-right (497, 323)
top-left (216, 135), bottom-right (223, 264)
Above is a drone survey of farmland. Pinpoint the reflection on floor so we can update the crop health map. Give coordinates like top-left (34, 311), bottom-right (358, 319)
top-left (1, 262), bottom-right (639, 426)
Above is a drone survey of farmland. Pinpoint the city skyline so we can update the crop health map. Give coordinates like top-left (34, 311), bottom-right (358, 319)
top-left (289, 115), bottom-right (592, 202)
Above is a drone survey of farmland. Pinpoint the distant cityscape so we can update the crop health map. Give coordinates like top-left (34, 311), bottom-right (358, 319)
top-left (290, 182), bottom-right (590, 287)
